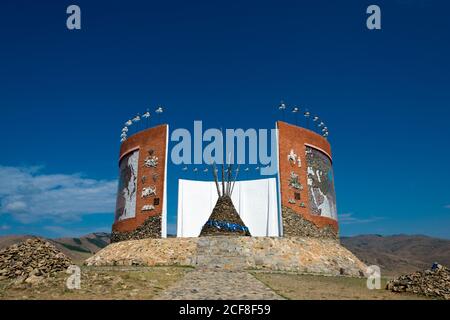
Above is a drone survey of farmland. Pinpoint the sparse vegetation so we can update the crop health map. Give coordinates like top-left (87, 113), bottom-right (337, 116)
top-left (0, 266), bottom-right (190, 300)
top-left (252, 272), bottom-right (429, 300)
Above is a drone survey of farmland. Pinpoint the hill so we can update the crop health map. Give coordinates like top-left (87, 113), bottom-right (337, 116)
top-left (340, 234), bottom-right (450, 275)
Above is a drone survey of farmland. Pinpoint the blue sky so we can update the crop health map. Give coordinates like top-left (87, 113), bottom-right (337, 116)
top-left (0, 0), bottom-right (449, 239)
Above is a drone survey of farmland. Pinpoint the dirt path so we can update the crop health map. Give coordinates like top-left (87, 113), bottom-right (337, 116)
top-left (155, 269), bottom-right (284, 300)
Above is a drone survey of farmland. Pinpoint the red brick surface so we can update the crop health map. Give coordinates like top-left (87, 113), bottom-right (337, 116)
top-left (112, 125), bottom-right (168, 233)
top-left (277, 121), bottom-right (339, 233)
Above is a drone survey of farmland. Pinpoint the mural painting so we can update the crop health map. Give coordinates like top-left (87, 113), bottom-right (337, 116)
top-left (306, 146), bottom-right (337, 220)
top-left (115, 150), bottom-right (139, 222)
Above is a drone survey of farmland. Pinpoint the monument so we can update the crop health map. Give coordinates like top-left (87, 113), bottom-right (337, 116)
top-left (92, 108), bottom-right (366, 277)
top-left (111, 120), bottom-right (338, 242)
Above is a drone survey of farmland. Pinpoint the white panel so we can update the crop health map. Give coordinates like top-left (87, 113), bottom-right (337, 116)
top-left (177, 180), bottom-right (219, 238)
top-left (239, 180), bottom-right (268, 236)
top-left (275, 122), bottom-right (284, 236)
top-left (161, 125), bottom-right (169, 238)
top-left (267, 178), bottom-right (280, 236)
top-left (177, 178), bottom-right (280, 237)
top-left (176, 180), bottom-right (183, 237)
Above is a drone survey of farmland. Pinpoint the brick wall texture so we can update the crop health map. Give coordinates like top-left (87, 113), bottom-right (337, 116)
top-left (112, 124), bottom-right (168, 235)
top-left (277, 121), bottom-right (339, 236)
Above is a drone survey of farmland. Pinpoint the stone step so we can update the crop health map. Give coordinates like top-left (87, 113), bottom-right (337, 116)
top-left (195, 255), bottom-right (249, 270)
top-left (195, 237), bottom-right (250, 270)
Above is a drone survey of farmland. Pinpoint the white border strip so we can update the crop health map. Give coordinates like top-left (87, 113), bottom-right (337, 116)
top-left (275, 122), bottom-right (283, 237)
top-left (161, 125), bottom-right (169, 238)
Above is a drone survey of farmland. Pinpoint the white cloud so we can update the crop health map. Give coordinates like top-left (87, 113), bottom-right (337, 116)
top-left (445, 205), bottom-right (450, 209)
top-left (339, 212), bottom-right (384, 225)
top-left (0, 224), bottom-right (10, 231)
top-left (4, 201), bottom-right (27, 212)
top-left (0, 165), bottom-right (117, 223)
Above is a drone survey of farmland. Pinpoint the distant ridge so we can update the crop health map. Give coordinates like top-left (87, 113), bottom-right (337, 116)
top-left (340, 234), bottom-right (450, 275)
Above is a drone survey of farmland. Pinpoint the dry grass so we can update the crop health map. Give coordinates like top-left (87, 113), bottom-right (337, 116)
top-left (0, 266), bottom-right (191, 300)
top-left (252, 272), bottom-right (429, 300)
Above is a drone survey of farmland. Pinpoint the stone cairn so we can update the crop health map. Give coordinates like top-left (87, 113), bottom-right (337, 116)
top-left (0, 238), bottom-right (72, 284)
top-left (386, 263), bottom-right (450, 300)
top-left (200, 162), bottom-right (250, 236)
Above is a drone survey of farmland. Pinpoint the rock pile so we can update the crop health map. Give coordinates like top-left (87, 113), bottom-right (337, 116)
top-left (0, 238), bottom-right (72, 284)
top-left (111, 215), bottom-right (162, 243)
top-left (386, 264), bottom-right (450, 300)
top-left (282, 206), bottom-right (337, 239)
top-left (200, 196), bottom-right (250, 236)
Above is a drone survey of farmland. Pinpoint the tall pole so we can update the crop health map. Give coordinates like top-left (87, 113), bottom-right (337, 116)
top-left (155, 106), bottom-right (163, 126)
top-left (226, 153), bottom-right (232, 196)
top-left (279, 100), bottom-right (286, 122)
top-left (143, 109), bottom-right (150, 129)
top-left (312, 116), bottom-right (319, 133)
top-left (212, 162), bottom-right (221, 197)
top-left (304, 110), bottom-right (310, 129)
top-left (292, 107), bottom-right (299, 126)
top-left (230, 165), bottom-right (240, 196)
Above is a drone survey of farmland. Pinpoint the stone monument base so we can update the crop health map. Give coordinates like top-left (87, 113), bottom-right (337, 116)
top-left (86, 236), bottom-right (367, 277)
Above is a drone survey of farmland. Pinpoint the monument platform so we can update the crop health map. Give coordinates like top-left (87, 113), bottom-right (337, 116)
top-left (86, 236), bottom-right (367, 277)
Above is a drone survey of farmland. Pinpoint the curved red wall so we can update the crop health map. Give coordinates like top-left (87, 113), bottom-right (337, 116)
top-left (112, 124), bottom-right (168, 233)
top-left (277, 121), bottom-right (339, 233)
